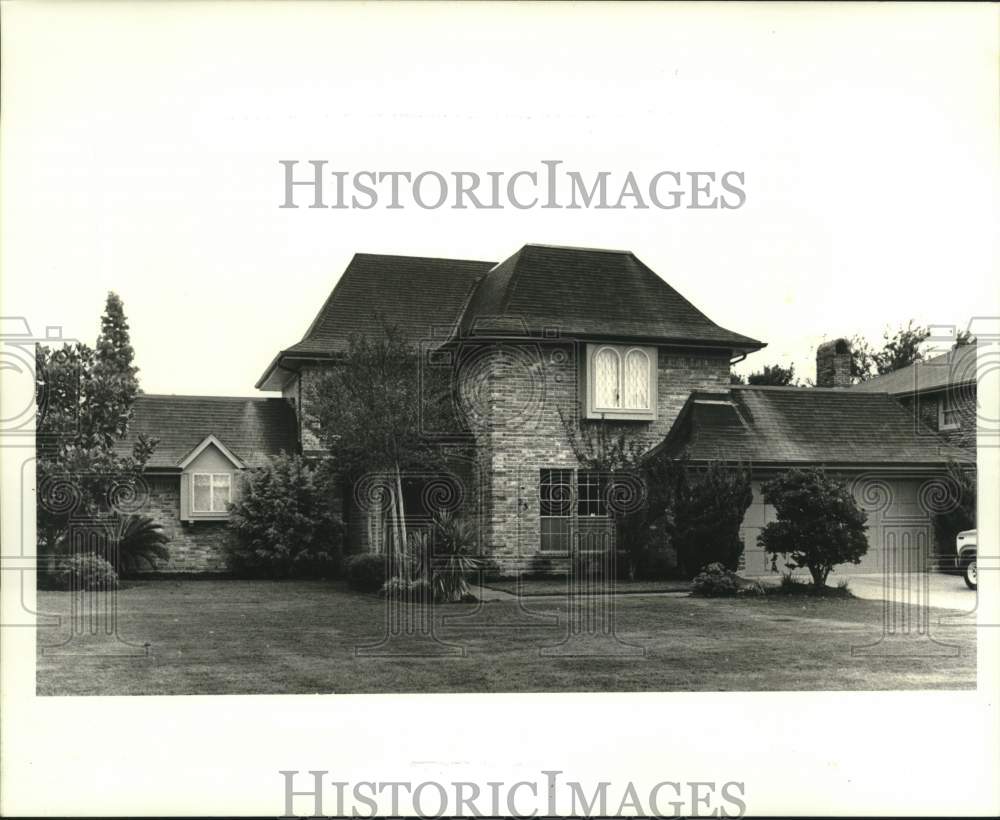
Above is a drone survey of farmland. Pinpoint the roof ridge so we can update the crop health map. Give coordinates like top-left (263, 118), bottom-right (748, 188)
top-left (353, 251), bottom-right (498, 266)
top-left (139, 393), bottom-right (283, 402)
top-left (520, 242), bottom-right (635, 255)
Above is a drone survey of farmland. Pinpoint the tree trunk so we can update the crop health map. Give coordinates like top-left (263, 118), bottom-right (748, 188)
top-left (394, 463), bottom-right (408, 581)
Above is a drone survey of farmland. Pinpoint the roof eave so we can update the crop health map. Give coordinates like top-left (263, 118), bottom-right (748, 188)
top-left (255, 350), bottom-right (337, 391)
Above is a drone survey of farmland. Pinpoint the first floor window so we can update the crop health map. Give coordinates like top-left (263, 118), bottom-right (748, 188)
top-left (539, 469), bottom-right (615, 553)
top-left (540, 469), bottom-right (573, 552)
top-left (192, 473), bottom-right (232, 513)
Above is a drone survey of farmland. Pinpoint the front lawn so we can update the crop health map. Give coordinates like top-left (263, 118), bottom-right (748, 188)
top-left (36, 580), bottom-right (975, 695)
top-left (484, 577), bottom-right (691, 596)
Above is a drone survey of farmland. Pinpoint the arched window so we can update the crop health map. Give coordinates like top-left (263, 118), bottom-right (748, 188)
top-left (585, 344), bottom-right (657, 419)
top-left (593, 346), bottom-right (621, 409)
top-left (623, 348), bottom-right (650, 409)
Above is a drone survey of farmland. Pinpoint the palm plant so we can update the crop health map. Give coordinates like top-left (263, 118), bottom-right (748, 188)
top-left (429, 511), bottom-right (481, 603)
top-left (112, 514), bottom-right (169, 575)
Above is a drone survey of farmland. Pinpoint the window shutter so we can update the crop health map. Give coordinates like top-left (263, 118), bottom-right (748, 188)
top-left (179, 473), bottom-right (191, 521)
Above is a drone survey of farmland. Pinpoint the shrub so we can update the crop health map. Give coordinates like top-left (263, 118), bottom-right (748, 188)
top-left (226, 454), bottom-right (343, 578)
top-left (112, 514), bottom-right (169, 575)
top-left (633, 547), bottom-right (680, 581)
top-left (55, 553), bottom-right (119, 590)
top-left (345, 553), bottom-right (388, 592)
top-left (674, 462), bottom-right (753, 577)
top-left (691, 562), bottom-right (740, 597)
top-left (738, 579), bottom-right (768, 597)
top-left (381, 576), bottom-right (433, 602)
top-left (428, 511), bottom-right (481, 603)
top-left (757, 469), bottom-right (869, 588)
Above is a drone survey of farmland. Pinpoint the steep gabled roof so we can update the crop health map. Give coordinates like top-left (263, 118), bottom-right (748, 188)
top-left (116, 394), bottom-right (298, 470)
top-left (256, 253), bottom-right (495, 388)
top-left (851, 343), bottom-right (978, 396)
top-left (458, 244), bottom-right (764, 351)
top-left (649, 385), bottom-right (972, 467)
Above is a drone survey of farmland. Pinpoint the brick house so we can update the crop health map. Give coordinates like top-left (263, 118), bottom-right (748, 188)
top-left (122, 244), bottom-right (973, 573)
top-left (850, 342), bottom-right (978, 453)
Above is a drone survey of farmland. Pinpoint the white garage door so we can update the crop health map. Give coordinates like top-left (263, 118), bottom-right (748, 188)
top-left (740, 476), bottom-right (933, 577)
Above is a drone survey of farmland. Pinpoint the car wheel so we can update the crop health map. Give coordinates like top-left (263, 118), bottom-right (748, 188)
top-left (964, 559), bottom-right (977, 590)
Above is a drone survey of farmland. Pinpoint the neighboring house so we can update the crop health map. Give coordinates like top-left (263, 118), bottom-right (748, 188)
top-left (117, 395), bottom-right (297, 571)
top-left (121, 244), bottom-right (973, 574)
top-left (850, 342), bottom-right (978, 453)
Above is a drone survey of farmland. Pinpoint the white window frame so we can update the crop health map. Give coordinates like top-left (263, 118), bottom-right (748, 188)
top-left (938, 392), bottom-right (961, 431)
top-left (191, 472), bottom-right (232, 514)
top-left (585, 343), bottom-right (657, 420)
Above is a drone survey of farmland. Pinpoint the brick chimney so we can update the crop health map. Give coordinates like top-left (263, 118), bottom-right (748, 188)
top-left (816, 338), bottom-right (852, 387)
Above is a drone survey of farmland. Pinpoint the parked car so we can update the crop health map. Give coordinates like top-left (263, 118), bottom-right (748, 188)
top-left (956, 529), bottom-right (977, 589)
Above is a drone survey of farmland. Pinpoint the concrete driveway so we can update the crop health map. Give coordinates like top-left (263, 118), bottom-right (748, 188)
top-left (836, 571), bottom-right (977, 615)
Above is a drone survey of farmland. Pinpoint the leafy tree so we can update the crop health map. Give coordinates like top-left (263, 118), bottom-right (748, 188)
top-left (757, 469), bottom-right (869, 587)
top-left (226, 454), bottom-right (343, 578)
top-left (309, 325), bottom-right (442, 562)
top-left (673, 461), bottom-right (753, 576)
top-left (36, 293), bottom-right (156, 560)
top-left (731, 363), bottom-right (797, 386)
top-left (930, 461), bottom-right (976, 555)
top-left (748, 363), bottom-right (796, 386)
top-left (954, 329), bottom-right (976, 347)
top-left (851, 320), bottom-right (930, 382)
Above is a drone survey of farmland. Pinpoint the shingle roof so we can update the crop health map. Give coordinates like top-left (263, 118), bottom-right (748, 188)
top-left (117, 395), bottom-right (298, 470)
top-left (258, 245), bottom-right (765, 389)
top-left (287, 253), bottom-right (496, 354)
top-left (649, 386), bottom-right (972, 467)
top-left (257, 253), bottom-right (495, 388)
top-left (458, 244), bottom-right (764, 351)
top-left (850, 343), bottom-right (978, 396)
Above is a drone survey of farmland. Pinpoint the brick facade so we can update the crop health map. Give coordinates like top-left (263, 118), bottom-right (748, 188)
top-left (454, 341), bottom-right (731, 567)
top-left (281, 365), bottom-right (326, 455)
top-left (288, 341), bottom-right (730, 570)
top-left (897, 389), bottom-right (977, 454)
top-left (143, 475), bottom-right (231, 572)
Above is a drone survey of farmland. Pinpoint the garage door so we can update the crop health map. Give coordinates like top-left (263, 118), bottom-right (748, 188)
top-left (739, 476), bottom-right (933, 577)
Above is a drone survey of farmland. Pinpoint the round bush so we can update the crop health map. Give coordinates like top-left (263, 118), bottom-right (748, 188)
top-left (691, 561), bottom-right (740, 597)
top-left (345, 553), bottom-right (388, 592)
top-left (55, 553), bottom-right (119, 591)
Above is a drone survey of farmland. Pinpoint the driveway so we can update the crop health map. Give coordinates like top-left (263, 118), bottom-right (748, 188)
top-left (836, 571), bottom-right (976, 615)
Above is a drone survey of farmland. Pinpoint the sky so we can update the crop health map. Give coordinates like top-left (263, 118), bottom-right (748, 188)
top-left (3, 2), bottom-right (998, 396)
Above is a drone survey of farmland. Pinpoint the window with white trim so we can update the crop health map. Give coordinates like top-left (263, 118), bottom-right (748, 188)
top-left (192, 473), bottom-right (232, 513)
top-left (938, 392), bottom-right (961, 430)
top-left (585, 344), bottom-right (657, 420)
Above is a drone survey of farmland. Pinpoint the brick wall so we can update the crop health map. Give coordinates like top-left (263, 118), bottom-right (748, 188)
top-left (458, 341), bottom-right (731, 564)
top-left (141, 475), bottom-right (231, 572)
top-left (898, 390), bottom-right (977, 453)
top-left (281, 365), bottom-right (325, 454)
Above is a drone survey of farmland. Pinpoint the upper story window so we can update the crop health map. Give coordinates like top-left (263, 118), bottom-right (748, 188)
top-left (585, 344), bottom-right (657, 420)
top-left (192, 473), bottom-right (232, 513)
top-left (938, 392), bottom-right (961, 430)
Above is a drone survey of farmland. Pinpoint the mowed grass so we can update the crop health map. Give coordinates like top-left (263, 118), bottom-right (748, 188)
top-left (484, 577), bottom-right (691, 596)
top-left (36, 580), bottom-right (975, 695)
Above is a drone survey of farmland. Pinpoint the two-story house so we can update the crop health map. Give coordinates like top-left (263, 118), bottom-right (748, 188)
top-left (122, 244), bottom-right (973, 574)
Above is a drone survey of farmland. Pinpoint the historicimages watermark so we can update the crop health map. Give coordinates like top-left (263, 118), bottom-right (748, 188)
top-left (280, 769), bottom-right (748, 818)
top-left (279, 159), bottom-right (747, 211)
